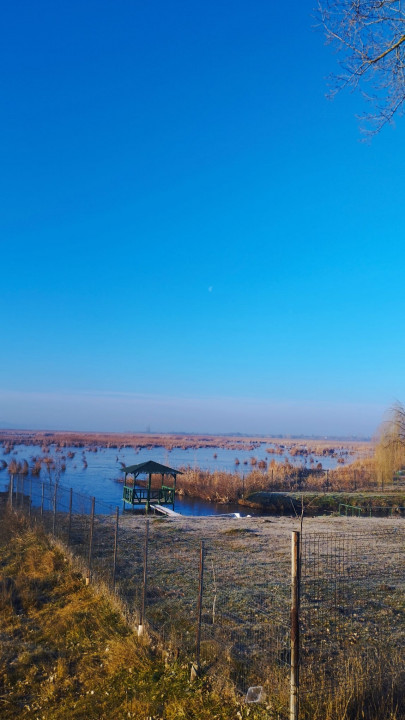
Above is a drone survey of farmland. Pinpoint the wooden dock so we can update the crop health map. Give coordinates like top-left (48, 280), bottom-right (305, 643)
top-left (150, 504), bottom-right (181, 517)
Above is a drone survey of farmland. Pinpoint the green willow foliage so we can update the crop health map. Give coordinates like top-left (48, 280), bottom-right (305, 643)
top-left (375, 403), bottom-right (405, 483)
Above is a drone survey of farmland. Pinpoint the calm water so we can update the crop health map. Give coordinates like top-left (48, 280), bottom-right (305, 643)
top-left (0, 442), bottom-right (348, 516)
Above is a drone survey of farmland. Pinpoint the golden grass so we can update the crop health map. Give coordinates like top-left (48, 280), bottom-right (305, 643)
top-left (0, 512), bottom-right (270, 720)
top-left (301, 651), bottom-right (405, 720)
top-left (175, 456), bottom-right (383, 505)
top-left (0, 508), bottom-right (403, 719)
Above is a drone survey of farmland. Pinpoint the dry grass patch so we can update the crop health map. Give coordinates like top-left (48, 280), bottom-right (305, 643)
top-left (0, 512), bottom-right (269, 720)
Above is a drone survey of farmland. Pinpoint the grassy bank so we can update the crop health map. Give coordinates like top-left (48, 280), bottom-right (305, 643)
top-left (240, 491), bottom-right (405, 515)
top-left (1, 510), bottom-right (404, 719)
top-left (0, 513), bottom-right (267, 720)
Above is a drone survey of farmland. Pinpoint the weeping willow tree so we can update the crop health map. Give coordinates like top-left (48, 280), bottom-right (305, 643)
top-left (375, 403), bottom-right (405, 485)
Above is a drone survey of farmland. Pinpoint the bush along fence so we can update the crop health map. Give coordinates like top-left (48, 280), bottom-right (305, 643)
top-left (2, 474), bottom-right (405, 720)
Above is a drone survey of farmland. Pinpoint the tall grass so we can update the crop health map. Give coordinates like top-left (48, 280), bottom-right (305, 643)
top-left (301, 650), bottom-right (405, 720)
top-left (175, 457), bottom-right (380, 504)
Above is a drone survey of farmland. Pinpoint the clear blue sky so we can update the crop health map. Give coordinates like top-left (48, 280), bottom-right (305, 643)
top-left (1, 0), bottom-right (404, 437)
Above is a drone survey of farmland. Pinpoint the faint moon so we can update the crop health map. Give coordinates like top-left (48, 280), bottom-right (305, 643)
top-left (208, 286), bottom-right (213, 292)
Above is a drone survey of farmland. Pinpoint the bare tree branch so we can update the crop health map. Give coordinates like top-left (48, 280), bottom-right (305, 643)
top-left (369, 33), bottom-right (405, 62)
top-left (318, 0), bottom-right (405, 132)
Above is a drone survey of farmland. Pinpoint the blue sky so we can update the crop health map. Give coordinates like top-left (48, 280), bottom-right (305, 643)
top-left (1, 0), bottom-right (404, 436)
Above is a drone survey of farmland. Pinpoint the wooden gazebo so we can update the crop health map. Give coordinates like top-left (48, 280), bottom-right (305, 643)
top-left (121, 460), bottom-right (182, 514)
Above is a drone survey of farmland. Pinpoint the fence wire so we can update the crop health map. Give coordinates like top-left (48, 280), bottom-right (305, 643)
top-left (301, 529), bottom-right (405, 701)
top-left (201, 534), bottom-right (290, 702)
top-left (2, 473), bottom-right (405, 720)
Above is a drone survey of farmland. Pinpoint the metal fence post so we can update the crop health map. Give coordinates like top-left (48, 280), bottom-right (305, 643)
top-left (86, 496), bottom-right (95, 585)
top-left (290, 531), bottom-right (300, 720)
top-left (41, 482), bottom-right (44, 518)
top-left (28, 477), bottom-right (32, 519)
top-left (138, 518), bottom-right (150, 636)
top-left (9, 474), bottom-right (14, 510)
top-left (112, 506), bottom-right (119, 591)
top-left (67, 488), bottom-right (73, 544)
top-left (191, 540), bottom-right (205, 681)
top-left (52, 486), bottom-right (57, 536)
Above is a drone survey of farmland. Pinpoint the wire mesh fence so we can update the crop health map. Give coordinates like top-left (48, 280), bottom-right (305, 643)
top-left (2, 473), bottom-right (405, 719)
top-left (200, 532), bottom-right (291, 703)
top-left (300, 528), bottom-right (405, 709)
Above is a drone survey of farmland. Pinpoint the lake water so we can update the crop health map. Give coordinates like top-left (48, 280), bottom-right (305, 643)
top-left (0, 442), bottom-right (349, 516)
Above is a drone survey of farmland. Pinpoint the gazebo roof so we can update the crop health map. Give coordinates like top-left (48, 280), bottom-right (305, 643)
top-left (122, 460), bottom-right (182, 476)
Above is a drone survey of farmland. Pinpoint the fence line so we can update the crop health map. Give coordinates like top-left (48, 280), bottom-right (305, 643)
top-left (339, 502), bottom-right (405, 517)
top-left (1, 473), bottom-right (404, 719)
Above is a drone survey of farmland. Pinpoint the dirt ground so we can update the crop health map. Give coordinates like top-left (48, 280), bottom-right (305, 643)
top-left (120, 511), bottom-right (404, 547)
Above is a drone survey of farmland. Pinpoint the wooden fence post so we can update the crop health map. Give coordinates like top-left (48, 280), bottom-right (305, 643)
top-left (290, 531), bottom-right (300, 720)
top-left (138, 519), bottom-right (149, 636)
top-left (52, 486), bottom-right (57, 536)
top-left (86, 497), bottom-right (95, 585)
top-left (67, 488), bottom-right (73, 544)
top-left (41, 482), bottom-right (45, 518)
top-left (191, 540), bottom-right (205, 681)
top-left (9, 474), bottom-right (14, 510)
top-left (112, 506), bottom-right (119, 591)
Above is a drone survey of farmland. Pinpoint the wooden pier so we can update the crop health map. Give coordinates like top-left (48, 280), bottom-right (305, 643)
top-left (150, 504), bottom-right (181, 517)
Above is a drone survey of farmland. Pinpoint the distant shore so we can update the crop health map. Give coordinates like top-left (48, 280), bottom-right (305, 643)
top-left (0, 428), bottom-right (371, 454)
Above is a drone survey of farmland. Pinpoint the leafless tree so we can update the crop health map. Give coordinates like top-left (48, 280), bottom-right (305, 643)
top-left (318, 1), bottom-right (405, 133)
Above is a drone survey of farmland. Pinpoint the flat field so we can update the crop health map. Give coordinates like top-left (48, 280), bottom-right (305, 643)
top-left (107, 513), bottom-right (404, 719)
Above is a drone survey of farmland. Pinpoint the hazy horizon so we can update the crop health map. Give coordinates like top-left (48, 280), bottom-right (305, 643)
top-left (0, 389), bottom-right (383, 439)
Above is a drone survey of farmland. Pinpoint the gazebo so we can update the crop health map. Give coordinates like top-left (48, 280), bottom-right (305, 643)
top-left (121, 460), bottom-right (182, 514)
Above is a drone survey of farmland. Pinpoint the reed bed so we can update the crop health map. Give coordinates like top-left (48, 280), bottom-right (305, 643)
top-left (175, 457), bottom-right (382, 504)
